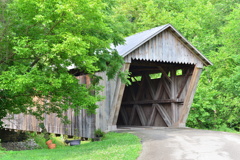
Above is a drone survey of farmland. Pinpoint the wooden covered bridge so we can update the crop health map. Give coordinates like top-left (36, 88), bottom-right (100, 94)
top-left (2, 24), bottom-right (212, 138)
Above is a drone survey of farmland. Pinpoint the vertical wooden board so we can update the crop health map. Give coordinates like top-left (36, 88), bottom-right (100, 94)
top-left (142, 43), bottom-right (148, 60)
top-left (74, 113), bottom-right (77, 136)
top-left (136, 105), bottom-right (147, 126)
top-left (149, 39), bottom-right (154, 60)
top-left (70, 109), bottom-right (73, 135)
top-left (48, 114), bottom-right (51, 133)
top-left (142, 105), bottom-right (153, 121)
top-left (17, 114), bottom-right (21, 130)
top-left (177, 66), bottom-right (202, 126)
top-left (95, 71), bottom-right (109, 131)
top-left (71, 109), bottom-right (75, 135)
top-left (163, 31), bottom-right (169, 61)
top-left (147, 105), bottom-right (157, 126)
top-left (79, 110), bottom-right (83, 136)
top-left (150, 38), bottom-right (154, 59)
top-left (153, 36), bottom-right (157, 60)
top-left (108, 63), bottom-right (130, 128)
top-left (139, 44), bottom-right (144, 60)
top-left (110, 78), bottom-right (118, 107)
top-left (130, 50), bottom-right (135, 60)
top-left (119, 106), bottom-right (129, 125)
top-left (167, 31), bottom-right (173, 61)
top-left (21, 114), bottom-right (24, 130)
top-left (32, 116), bottom-right (35, 131)
top-left (23, 114), bottom-right (26, 131)
top-left (154, 112), bottom-right (166, 126)
top-left (170, 69), bottom-right (177, 123)
top-left (90, 113), bottom-right (95, 138)
top-left (157, 33), bottom-right (162, 61)
top-left (67, 110), bottom-right (71, 135)
top-left (85, 112), bottom-right (89, 138)
top-left (155, 104), bottom-right (172, 127)
top-left (82, 109), bottom-right (86, 137)
top-left (163, 104), bottom-right (172, 121)
top-left (129, 105), bottom-right (136, 125)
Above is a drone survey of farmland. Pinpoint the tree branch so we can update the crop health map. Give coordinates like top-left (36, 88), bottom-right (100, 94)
top-left (0, 53), bottom-right (16, 64)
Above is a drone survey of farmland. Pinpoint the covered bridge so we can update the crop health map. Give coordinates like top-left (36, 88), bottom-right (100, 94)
top-left (2, 24), bottom-right (212, 138)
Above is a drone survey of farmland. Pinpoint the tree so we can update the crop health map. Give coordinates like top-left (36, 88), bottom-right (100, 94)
top-left (0, 0), bottom-right (126, 126)
top-left (187, 4), bottom-right (240, 131)
top-left (113, 0), bottom-right (240, 131)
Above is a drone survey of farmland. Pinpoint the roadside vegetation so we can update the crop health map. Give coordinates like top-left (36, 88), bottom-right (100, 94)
top-left (0, 132), bottom-right (142, 160)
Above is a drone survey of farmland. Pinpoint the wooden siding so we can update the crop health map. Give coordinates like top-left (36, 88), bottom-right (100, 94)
top-left (96, 63), bottom-right (130, 131)
top-left (124, 29), bottom-right (203, 66)
top-left (95, 72), bottom-right (118, 131)
top-left (2, 75), bottom-right (95, 138)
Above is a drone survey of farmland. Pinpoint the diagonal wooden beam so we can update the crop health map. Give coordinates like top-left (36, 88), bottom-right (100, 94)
top-left (155, 104), bottom-right (172, 127)
top-left (147, 105), bottom-right (157, 126)
top-left (157, 66), bottom-right (172, 83)
top-left (162, 78), bottom-right (171, 98)
top-left (129, 105), bottom-right (137, 125)
top-left (154, 80), bottom-right (163, 100)
top-left (176, 65), bottom-right (202, 127)
top-left (120, 106), bottom-right (129, 125)
top-left (109, 63), bottom-right (130, 126)
top-left (177, 69), bottom-right (191, 98)
top-left (136, 105), bottom-right (147, 126)
top-left (144, 74), bottom-right (155, 99)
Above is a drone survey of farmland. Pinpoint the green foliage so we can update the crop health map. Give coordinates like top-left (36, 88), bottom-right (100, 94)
top-left (0, 0), bottom-right (126, 124)
top-left (0, 132), bottom-right (141, 160)
top-left (0, 139), bottom-right (6, 151)
top-left (94, 129), bottom-right (105, 137)
top-left (26, 132), bottom-right (65, 149)
top-left (187, 3), bottom-right (240, 131)
top-left (113, 0), bottom-right (240, 132)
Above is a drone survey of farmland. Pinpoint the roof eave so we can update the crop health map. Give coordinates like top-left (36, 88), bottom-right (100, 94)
top-left (168, 25), bottom-right (213, 66)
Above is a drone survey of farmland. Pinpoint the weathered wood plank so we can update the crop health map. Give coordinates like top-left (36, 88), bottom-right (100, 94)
top-left (155, 104), bottom-right (172, 127)
top-left (120, 106), bottom-right (129, 125)
top-left (109, 63), bottom-right (130, 126)
top-left (136, 105), bottom-right (147, 126)
top-left (176, 65), bottom-right (202, 127)
top-left (177, 69), bottom-right (191, 98)
top-left (129, 105), bottom-right (137, 125)
top-left (147, 105), bottom-right (157, 126)
top-left (157, 66), bottom-right (172, 83)
top-left (144, 74), bottom-right (155, 99)
top-left (162, 78), bottom-right (171, 97)
top-left (171, 69), bottom-right (177, 123)
top-left (154, 80), bottom-right (163, 100)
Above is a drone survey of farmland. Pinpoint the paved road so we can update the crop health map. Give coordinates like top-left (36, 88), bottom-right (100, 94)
top-left (117, 127), bottom-right (240, 160)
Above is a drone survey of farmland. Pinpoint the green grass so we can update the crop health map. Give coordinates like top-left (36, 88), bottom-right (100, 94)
top-left (0, 132), bottom-right (142, 160)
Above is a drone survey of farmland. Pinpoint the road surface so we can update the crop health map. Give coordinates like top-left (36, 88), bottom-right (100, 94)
top-left (117, 127), bottom-right (240, 160)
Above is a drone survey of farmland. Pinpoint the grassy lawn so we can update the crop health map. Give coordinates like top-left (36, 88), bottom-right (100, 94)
top-left (0, 132), bottom-right (142, 160)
